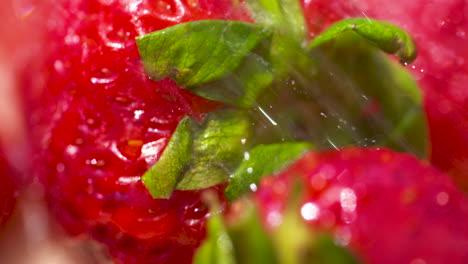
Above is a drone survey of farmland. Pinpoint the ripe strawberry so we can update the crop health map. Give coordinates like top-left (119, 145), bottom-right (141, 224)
top-left (21, 0), bottom-right (249, 263)
top-left (355, 0), bottom-right (468, 191)
top-left (256, 148), bottom-right (468, 263)
top-left (301, 0), bottom-right (468, 190)
top-left (300, 0), bottom-right (358, 38)
top-left (0, 151), bottom-right (16, 229)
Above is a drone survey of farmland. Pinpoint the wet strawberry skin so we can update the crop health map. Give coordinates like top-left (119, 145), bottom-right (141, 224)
top-left (0, 153), bottom-right (16, 229)
top-left (256, 148), bottom-right (468, 263)
top-left (301, 0), bottom-right (468, 190)
top-left (23, 0), bottom-right (248, 263)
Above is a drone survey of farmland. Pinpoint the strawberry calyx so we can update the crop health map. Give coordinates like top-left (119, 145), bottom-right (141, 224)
top-left (137, 2), bottom-right (427, 200)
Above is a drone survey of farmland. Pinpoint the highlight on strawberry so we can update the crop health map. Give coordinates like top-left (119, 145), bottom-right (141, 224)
top-left (0, 0), bottom-right (466, 263)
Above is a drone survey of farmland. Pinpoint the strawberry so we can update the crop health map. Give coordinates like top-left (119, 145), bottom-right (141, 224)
top-left (16, 0), bottom-right (465, 262)
top-left (301, 0), bottom-right (468, 190)
top-left (0, 151), bottom-right (16, 229)
top-left (355, 0), bottom-right (468, 191)
top-left (21, 0), bottom-right (249, 263)
top-left (256, 148), bottom-right (468, 263)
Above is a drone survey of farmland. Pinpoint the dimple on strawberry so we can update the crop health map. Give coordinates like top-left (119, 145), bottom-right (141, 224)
top-left (22, 0), bottom-right (249, 263)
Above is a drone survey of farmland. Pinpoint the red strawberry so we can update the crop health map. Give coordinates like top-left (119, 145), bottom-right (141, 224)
top-left (300, 0), bottom-right (358, 38)
top-left (301, 0), bottom-right (468, 190)
top-left (355, 0), bottom-right (468, 191)
top-left (21, 0), bottom-right (249, 263)
top-left (0, 152), bottom-right (16, 229)
top-left (256, 148), bottom-right (468, 263)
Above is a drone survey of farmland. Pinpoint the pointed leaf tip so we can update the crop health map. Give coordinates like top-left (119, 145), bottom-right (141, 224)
top-left (308, 18), bottom-right (417, 64)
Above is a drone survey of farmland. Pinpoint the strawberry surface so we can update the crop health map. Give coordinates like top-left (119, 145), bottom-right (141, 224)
top-left (356, 0), bottom-right (468, 191)
top-left (0, 152), bottom-right (16, 230)
top-left (22, 0), bottom-right (249, 263)
top-left (256, 148), bottom-right (468, 263)
top-left (301, 0), bottom-right (468, 190)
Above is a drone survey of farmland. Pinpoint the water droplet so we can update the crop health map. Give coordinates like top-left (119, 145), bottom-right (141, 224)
top-left (117, 176), bottom-right (141, 185)
top-left (247, 167), bottom-right (253, 174)
top-left (340, 188), bottom-right (357, 212)
top-left (249, 183), bottom-right (258, 192)
top-left (65, 34), bottom-right (80, 45)
top-left (65, 145), bottom-right (79, 156)
top-left (149, 116), bottom-right (171, 125)
top-left (54, 60), bottom-right (65, 73)
top-left (90, 68), bottom-right (118, 84)
top-left (86, 158), bottom-right (106, 167)
top-left (134, 110), bottom-right (144, 120)
top-left (114, 95), bottom-right (131, 105)
top-left (301, 202), bottom-right (319, 221)
top-left (244, 151), bottom-right (250, 161)
top-left (105, 41), bottom-right (125, 50)
top-left (141, 139), bottom-right (166, 163)
top-left (436, 191), bottom-right (449, 206)
top-left (266, 211), bottom-right (283, 228)
top-left (149, 0), bottom-right (186, 22)
top-left (56, 163), bottom-right (65, 173)
top-left (86, 118), bottom-right (97, 127)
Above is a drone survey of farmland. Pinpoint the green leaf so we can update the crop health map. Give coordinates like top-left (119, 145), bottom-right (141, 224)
top-left (228, 201), bottom-right (279, 264)
top-left (272, 183), bottom-right (359, 264)
top-left (137, 20), bottom-right (274, 108)
top-left (247, 0), bottom-right (307, 41)
top-left (188, 50), bottom-right (274, 108)
top-left (176, 109), bottom-right (252, 190)
top-left (272, 183), bottom-right (314, 264)
top-left (141, 117), bottom-right (192, 199)
top-left (225, 142), bottom-right (311, 201)
top-left (247, 0), bottom-right (310, 78)
top-left (194, 196), bottom-right (236, 264)
top-left (309, 32), bottom-right (427, 156)
top-left (308, 18), bottom-right (417, 64)
top-left (142, 109), bottom-right (253, 199)
top-left (254, 30), bottom-right (428, 158)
